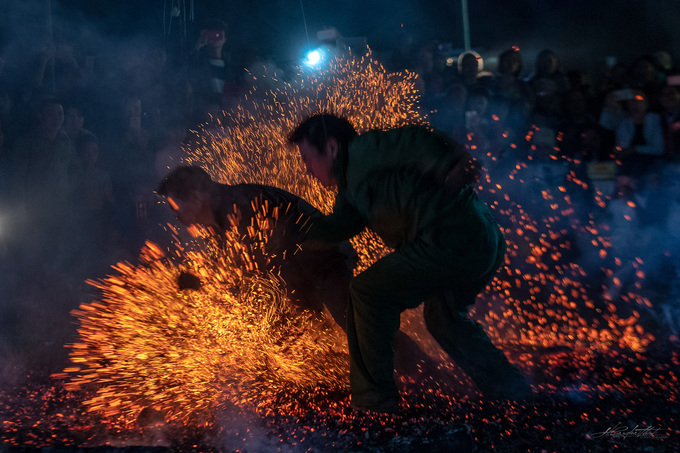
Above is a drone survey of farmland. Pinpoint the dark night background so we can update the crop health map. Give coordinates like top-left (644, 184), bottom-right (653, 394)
top-left (2, 0), bottom-right (680, 74)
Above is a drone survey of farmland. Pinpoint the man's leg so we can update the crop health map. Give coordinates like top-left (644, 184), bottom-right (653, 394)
top-left (313, 258), bottom-right (352, 330)
top-left (345, 214), bottom-right (519, 407)
top-left (314, 253), bottom-right (444, 384)
top-left (346, 294), bottom-right (401, 409)
top-left (423, 292), bottom-right (530, 400)
top-left (346, 248), bottom-right (457, 409)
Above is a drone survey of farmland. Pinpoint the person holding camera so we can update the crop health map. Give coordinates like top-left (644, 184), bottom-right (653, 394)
top-left (615, 89), bottom-right (665, 177)
top-left (188, 19), bottom-right (243, 115)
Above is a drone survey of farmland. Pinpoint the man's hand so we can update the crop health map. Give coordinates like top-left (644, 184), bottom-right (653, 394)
top-left (444, 152), bottom-right (481, 192)
top-left (177, 271), bottom-right (202, 291)
top-left (300, 239), bottom-right (338, 252)
top-left (193, 31), bottom-right (209, 52)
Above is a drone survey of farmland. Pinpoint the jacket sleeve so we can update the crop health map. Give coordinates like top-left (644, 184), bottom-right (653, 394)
top-left (304, 192), bottom-right (366, 244)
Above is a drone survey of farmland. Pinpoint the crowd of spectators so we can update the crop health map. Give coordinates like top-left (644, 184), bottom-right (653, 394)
top-left (391, 40), bottom-right (680, 254)
top-left (0, 20), bottom-right (679, 311)
top-left (0, 18), bottom-right (254, 279)
top-left (396, 41), bottom-right (680, 335)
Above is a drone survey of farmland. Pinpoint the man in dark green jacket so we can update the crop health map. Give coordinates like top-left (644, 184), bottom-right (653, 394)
top-left (156, 165), bottom-right (354, 321)
top-left (289, 113), bottom-right (530, 412)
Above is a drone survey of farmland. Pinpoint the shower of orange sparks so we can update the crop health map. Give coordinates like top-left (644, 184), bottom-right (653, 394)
top-left (186, 48), bottom-right (425, 225)
top-left (58, 203), bottom-right (348, 426)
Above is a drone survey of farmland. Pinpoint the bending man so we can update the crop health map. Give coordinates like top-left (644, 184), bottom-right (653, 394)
top-left (288, 113), bottom-right (530, 412)
top-left (157, 165), bottom-right (354, 323)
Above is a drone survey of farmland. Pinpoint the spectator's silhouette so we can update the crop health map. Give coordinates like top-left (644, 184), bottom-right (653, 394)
top-left (430, 84), bottom-right (467, 139)
top-left (9, 97), bottom-right (76, 268)
top-left (627, 54), bottom-right (663, 111)
top-left (448, 50), bottom-right (493, 91)
top-left (70, 132), bottom-right (114, 270)
top-left (187, 19), bottom-right (242, 115)
top-left (527, 49), bottom-right (569, 96)
top-left (387, 31), bottom-right (417, 72)
top-left (490, 48), bottom-right (531, 107)
top-left (657, 84), bottom-right (680, 160)
top-left (559, 88), bottom-right (599, 158)
top-left (105, 94), bottom-right (155, 255)
top-left (62, 103), bottom-right (94, 143)
top-left (614, 90), bottom-right (665, 177)
top-left (413, 41), bottom-right (445, 108)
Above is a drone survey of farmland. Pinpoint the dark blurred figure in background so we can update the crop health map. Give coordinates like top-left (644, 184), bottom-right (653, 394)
top-left (598, 59), bottom-right (629, 95)
top-left (387, 31), bottom-right (417, 72)
top-left (413, 41), bottom-right (446, 110)
top-left (104, 94), bottom-right (155, 257)
top-left (456, 85), bottom-right (492, 158)
top-left (526, 76), bottom-right (564, 160)
top-left (0, 120), bottom-right (10, 261)
top-left (657, 83), bottom-right (680, 160)
top-left (8, 97), bottom-right (76, 270)
top-left (188, 18), bottom-right (243, 116)
top-left (566, 69), bottom-right (599, 116)
top-left (597, 89), bottom-right (628, 153)
top-left (0, 120), bottom-right (9, 214)
top-left (62, 102), bottom-right (93, 143)
top-left (490, 47), bottom-right (530, 107)
top-left (124, 39), bottom-right (172, 129)
top-left (527, 49), bottom-right (570, 96)
top-left (449, 50), bottom-right (493, 91)
top-left (487, 48), bottom-right (530, 157)
top-left (652, 50), bottom-right (679, 85)
top-left (69, 132), bottom-right (114, 273)
top-left (430, 84), bottom-right (467, 139)
top-left (0, 88), bottom-right (17, 149)
top-left (51, 37), bottom-right (86, 102)
top-left (614, 89), bottom-right (665, 178)
top-left (22, 35), bottom-right (88, 106)
top-left (559, 88), bottom-right (599, 159)
top-left (626, 54), bottom-right (664, 113)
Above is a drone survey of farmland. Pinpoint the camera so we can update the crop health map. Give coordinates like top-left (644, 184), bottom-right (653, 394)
top-left (201, 29), bottom-right (224, 45)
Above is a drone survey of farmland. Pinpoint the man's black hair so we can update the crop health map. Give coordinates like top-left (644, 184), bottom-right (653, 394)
top-left (287, 113), bottom-right (357, 155)
top-left (157, 165), bottom-right (213, 200)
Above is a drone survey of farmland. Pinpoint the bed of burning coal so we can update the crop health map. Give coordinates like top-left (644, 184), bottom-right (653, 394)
top-left (2, 339), bottom-right (679, 453)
